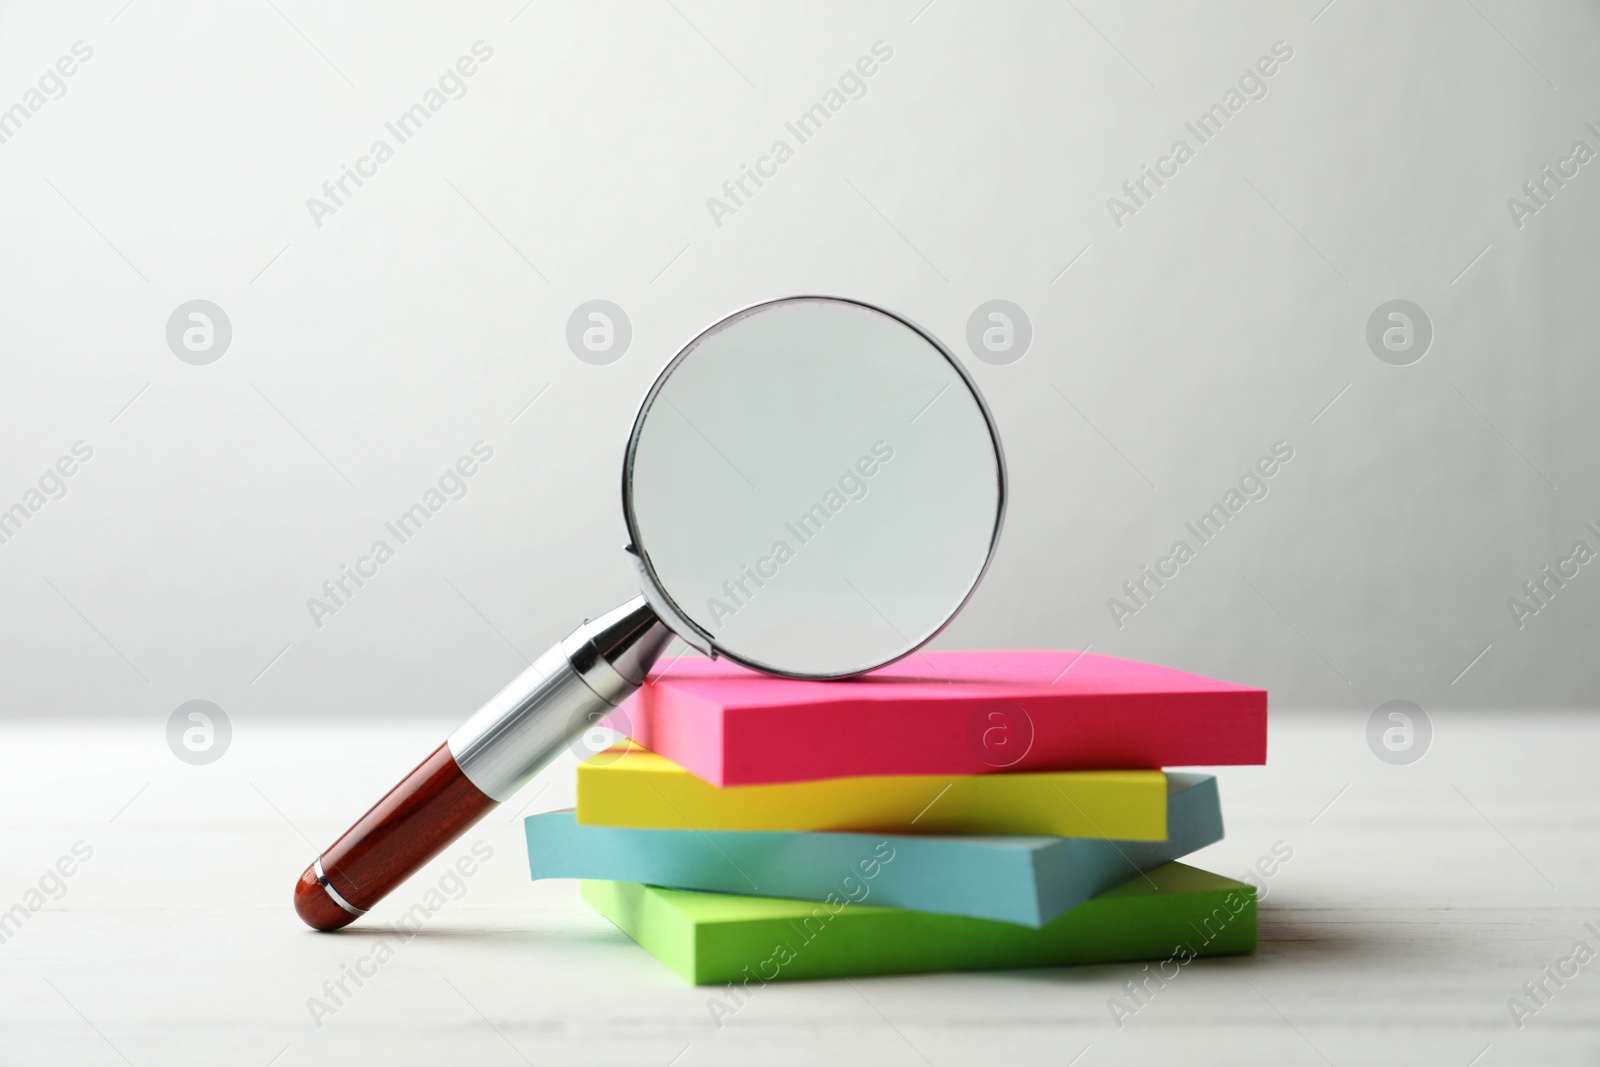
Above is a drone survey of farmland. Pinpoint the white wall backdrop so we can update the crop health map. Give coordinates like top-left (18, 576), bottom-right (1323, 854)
top-left (1, 0), bottom-right (1597, 727)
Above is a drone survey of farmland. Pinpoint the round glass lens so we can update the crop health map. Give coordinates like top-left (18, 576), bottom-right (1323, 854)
top-left (625, 297), bottom-right (1003, 678)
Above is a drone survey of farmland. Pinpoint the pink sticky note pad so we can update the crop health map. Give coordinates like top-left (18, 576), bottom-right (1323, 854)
top-left (612, 650), bottom-right (1266, 786)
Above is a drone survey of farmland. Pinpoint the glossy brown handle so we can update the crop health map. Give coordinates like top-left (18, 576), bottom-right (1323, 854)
top-left (294, 742), bottom-right (497, 931)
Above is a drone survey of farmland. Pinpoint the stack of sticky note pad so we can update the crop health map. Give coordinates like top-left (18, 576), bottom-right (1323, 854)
top-left (525, 650), bottom-right (1266, 984)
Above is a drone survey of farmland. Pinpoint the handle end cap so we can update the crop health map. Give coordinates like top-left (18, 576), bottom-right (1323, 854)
top-left (295, 864), bottom-right (358, 932)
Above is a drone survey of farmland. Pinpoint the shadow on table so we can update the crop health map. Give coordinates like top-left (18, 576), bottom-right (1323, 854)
top-left (308, 924), bottom-right (633, 948)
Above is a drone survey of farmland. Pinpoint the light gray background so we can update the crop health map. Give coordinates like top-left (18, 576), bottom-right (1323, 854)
top-left (2, 0), bottom-right (1597, 726)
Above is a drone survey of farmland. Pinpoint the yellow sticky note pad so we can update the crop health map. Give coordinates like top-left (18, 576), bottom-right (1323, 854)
top-left (576, 743), bottom-right (1168, 840)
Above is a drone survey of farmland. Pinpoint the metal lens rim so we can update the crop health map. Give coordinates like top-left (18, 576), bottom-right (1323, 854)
top-left (620, 294), bottom-right (1008, 680)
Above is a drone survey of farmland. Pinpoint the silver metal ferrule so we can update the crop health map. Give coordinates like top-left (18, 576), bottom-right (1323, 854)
top-left (314, 857), bottom-right (368, 916)
top-left (446, 596), bottom-right (672, 802)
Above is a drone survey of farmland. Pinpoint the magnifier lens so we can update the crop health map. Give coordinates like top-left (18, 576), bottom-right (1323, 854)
top-left (626, 297), bottom-right (1003, 678)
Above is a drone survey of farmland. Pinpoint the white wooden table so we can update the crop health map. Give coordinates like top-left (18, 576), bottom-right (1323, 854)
top-left (1, 712), bottom-right (1596, 1066)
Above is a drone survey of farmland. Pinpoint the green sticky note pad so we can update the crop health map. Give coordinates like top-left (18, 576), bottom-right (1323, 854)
top-left (582, 861), bottom-right (1256, 985)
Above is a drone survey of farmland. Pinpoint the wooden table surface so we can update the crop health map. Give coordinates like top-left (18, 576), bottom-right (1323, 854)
top-left (1, 711), bottom-right (1596, 1066)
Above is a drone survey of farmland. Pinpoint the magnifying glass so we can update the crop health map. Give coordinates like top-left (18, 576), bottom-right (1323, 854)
top-left (294, 295), bottom-right (1007, 930)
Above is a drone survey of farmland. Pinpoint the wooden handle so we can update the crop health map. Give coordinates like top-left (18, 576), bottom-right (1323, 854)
top-left (294, 742), bottom-right (497, 931)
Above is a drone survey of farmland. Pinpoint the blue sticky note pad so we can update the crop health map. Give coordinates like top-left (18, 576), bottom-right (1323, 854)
top-left (526, 773), bottom-right (1221, 927)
